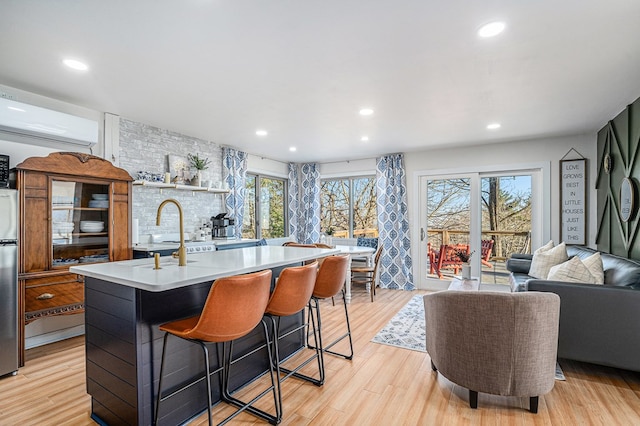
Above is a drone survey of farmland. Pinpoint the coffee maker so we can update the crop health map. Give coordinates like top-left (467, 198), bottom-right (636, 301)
top-left (211, 213), bottom-right (235, 239)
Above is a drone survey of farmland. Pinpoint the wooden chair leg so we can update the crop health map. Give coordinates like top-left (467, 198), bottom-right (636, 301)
top-left (469, 390), bottom-right (478, 409)
top-left (530, 396), bottom-right (539, 413)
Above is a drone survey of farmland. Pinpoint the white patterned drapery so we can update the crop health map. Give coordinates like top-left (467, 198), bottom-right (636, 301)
top-left (222, 147), bottom-right (248, 238)
top-left (288, 163), bottom-right (321, 243)
top-left (376, 154), bottom-right (415, 290)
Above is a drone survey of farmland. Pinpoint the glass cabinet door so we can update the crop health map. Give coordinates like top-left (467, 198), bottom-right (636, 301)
top-left (51, 179), bottom-right (110, 267)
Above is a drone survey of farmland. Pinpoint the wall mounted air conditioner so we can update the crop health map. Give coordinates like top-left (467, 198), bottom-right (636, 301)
top-left (0, 97), bottom-right (98, 147)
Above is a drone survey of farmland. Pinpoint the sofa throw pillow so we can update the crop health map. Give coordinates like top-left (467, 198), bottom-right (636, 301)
top-left (547, 256), bottom-right (598, 284)
top-left (529, 241), bottom-right (568, 279)
top-left (581, 252), bottom-right (605, 284)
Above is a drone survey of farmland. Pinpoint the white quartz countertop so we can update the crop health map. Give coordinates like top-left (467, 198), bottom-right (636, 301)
top-left (133, 239), bottom-right (259, 252)
top-left (70, 246), bottom-right (338, 292)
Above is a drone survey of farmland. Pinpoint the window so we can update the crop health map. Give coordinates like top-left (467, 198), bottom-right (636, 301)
top-left (242, 174), bottom-right (287, 239)
top-left (320, 176), bottom-right (377, 238)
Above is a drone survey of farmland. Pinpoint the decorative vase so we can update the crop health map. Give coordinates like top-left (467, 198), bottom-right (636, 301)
top-left (192, 170), bottom-right (201, 187)
top-left (461, 263), bottom-right (471, 279)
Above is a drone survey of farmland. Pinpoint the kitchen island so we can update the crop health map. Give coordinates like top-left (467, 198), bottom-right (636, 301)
top-left (71, 246), bottom-right (337, 426)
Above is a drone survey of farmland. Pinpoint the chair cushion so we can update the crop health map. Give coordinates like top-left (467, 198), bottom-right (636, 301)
top-left (357, 237), bottom-right (378, 249)
top-left (547, 256), bottom-right (597, 284)
top-left (529, 241), bottom-right (568, 279)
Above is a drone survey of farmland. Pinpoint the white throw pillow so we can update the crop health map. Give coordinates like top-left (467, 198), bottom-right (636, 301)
top-left (529, 241), bottom-right (568, 279)
top-left (547, 256), bottom-right (598, 284)
top-left (581, 252), bottom-right (605, 284)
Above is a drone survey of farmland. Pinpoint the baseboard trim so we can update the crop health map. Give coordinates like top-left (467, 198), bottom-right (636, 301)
top-left (25, 325), bottom-right (85, 350)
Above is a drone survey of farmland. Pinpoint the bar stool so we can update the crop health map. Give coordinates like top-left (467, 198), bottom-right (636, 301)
top-left (279, 254), bottom-right (351, 386)
top-left (262, 261), bottom-right (319, 421)
top-left (154, 269), bottom-right (279, 426)
top-left (309, 254), bottom-right (352, 360)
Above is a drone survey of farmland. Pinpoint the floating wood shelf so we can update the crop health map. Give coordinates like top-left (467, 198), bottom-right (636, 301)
top-left (133, 180), bottom-right (230, 193)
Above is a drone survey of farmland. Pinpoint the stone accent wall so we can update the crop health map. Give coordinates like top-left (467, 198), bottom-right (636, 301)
top-left (118, 118), bottom-right (224, 241)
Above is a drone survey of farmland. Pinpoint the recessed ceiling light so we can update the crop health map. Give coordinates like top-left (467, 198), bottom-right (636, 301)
top-left (255, 129), bottom-right (268, 137)
top-left (487, 123), bottom-right (501, 130)
top-left (478, 21), bottom-right (505, 38)
top-left (289, 147), bottom-right (297, 152)
top-left (359, 108), bottom-right (374, 116)
top-left (63, 58), bottom-right (89, 71)
top-left (8, 106), bottom-right (25, 112)
top-left (361, 136), bottom-right (369, 142)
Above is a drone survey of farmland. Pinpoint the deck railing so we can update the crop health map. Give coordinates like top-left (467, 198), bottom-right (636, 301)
top-left (328, 227), bottom-right (530, 261)
top-left (427, 229), bottom-right (531, 261)
top-left (332, 228), bottom-right (379, 238)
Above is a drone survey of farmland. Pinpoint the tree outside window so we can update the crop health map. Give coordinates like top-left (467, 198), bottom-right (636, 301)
top-left (242, 174), bottom-right (286, 239)
top-left (321, 176), bottom-right (377, 238)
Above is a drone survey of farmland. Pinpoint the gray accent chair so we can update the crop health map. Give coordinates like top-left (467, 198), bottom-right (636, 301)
top-left (424, 291), bottom-right (560, 413)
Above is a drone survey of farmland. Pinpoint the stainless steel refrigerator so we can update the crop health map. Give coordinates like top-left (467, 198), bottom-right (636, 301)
top-left (0, 188), bottom-right (18, 377)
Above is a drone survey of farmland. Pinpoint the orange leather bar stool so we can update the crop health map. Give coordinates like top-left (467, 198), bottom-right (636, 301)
top-left (281, 254), bottom-right (351, 386)
top-left (154, 269), bottom-right (279, 426)
top-left (309, 254), bottom-right (352, 360)
top-left (262, 261), bottom-right (319, 420)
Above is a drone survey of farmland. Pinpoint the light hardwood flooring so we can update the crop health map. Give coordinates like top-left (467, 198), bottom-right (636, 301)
top-left (1, 288), bottom-right (640, 425)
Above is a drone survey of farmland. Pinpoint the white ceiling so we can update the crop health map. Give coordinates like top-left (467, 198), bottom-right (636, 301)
top-left (1, 1), bottom-right (639, 163)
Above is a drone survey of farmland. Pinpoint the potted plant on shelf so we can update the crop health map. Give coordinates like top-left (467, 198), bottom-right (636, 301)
top-left (455, 248), bottom-right (475, 279)
top-left (188, 153), bottom-right (211, 187)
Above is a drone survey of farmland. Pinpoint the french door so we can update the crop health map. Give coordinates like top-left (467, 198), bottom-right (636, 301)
top-left (418, 167), bottom-right (545, 289)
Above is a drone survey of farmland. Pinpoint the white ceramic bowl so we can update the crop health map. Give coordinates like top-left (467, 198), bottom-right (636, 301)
top-left (88, 200), bottom-right (109, 208)
top-left (92, 194), bottom-right (109, 200)
top-left (80, 221), bottom-right (104, 232)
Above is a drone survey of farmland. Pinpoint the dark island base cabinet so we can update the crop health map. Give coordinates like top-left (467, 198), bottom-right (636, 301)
top-left (85, 266), bottom-right (303, 426)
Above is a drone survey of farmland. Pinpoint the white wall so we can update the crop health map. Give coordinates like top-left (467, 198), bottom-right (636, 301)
top-left (404, 133), bottom-right (597, 245)
top-left (320, 158), bottom-right (376, 177)
top-left (247, 154), bottom-right (288, 178)
top-left (1, 139), bottom-right (60, 169)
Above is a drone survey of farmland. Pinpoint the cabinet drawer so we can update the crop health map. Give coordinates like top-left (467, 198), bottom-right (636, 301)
top-left (24, 274), bottom-right (84, 321)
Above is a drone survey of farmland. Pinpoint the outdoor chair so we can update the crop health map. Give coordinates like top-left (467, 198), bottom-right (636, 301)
top-left (481, 239), bottom-right (495, 268)
top-left (428, 243), bottom-right (469, 279)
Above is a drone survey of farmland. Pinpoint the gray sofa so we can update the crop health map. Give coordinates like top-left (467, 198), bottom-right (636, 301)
top-left (507, 246), bottom-right (640, 372)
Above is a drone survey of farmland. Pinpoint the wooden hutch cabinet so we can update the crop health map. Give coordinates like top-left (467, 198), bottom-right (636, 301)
top-left (15, 152), bottom-right (132, 365)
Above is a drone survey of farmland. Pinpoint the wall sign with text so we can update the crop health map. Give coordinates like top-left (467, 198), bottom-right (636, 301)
top-left (560, 158), bottom-right (586, 245)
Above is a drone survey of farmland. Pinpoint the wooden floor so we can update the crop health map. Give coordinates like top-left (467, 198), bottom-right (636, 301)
top-left (1, 288), bottom-right (640, 425)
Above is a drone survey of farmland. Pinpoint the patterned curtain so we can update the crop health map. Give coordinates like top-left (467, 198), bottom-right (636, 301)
top-left (376, 154), bottom-right (415, 290)
top-left (288, 163), bottom-right (321, 243)
top-left (222, 147), bottom-right (248, 238)
top-left (287, 163), bottom-right (300, 238)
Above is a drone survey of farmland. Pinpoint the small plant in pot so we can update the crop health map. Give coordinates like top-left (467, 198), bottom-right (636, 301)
top-left (455, 248), bottom-right (475, 279)
top-left (455, 248), bottom-right (474, 264)
top-left (188, 153), bottom-right (211, 186)
top-left (325, 227), bottom-right (334, 245)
